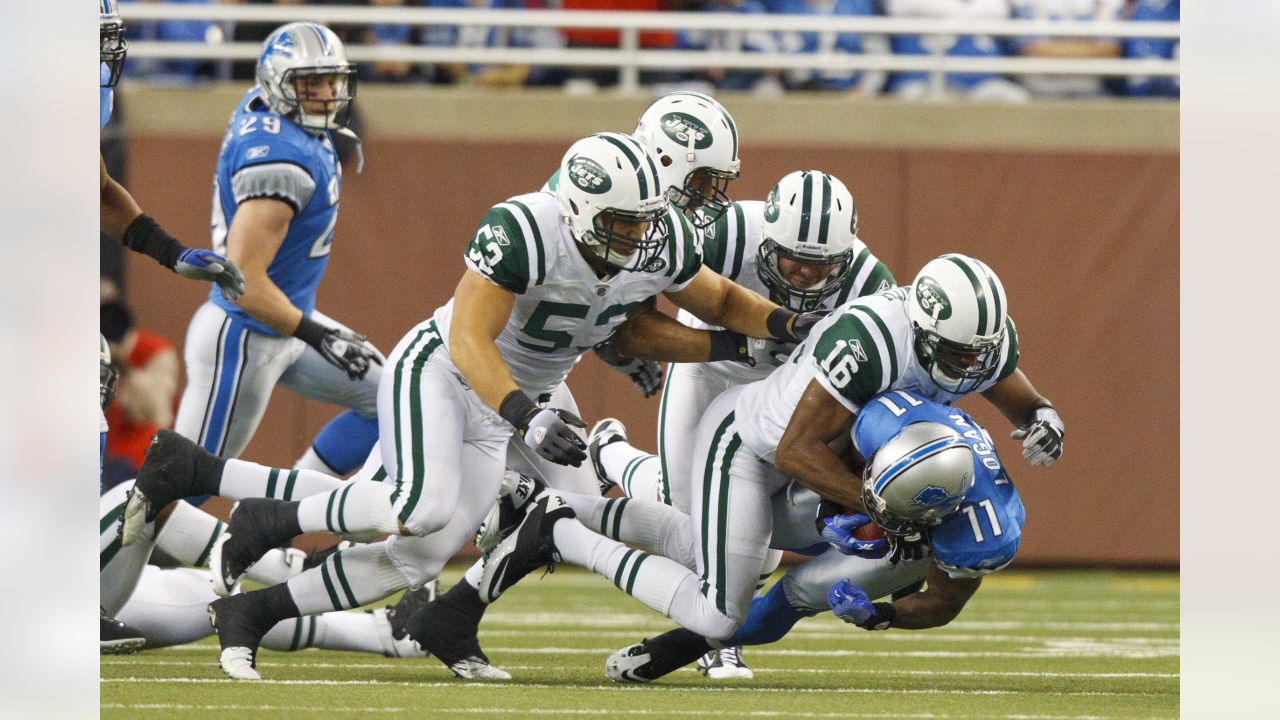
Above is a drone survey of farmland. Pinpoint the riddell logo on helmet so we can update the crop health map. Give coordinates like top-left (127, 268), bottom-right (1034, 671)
top-left (915, 277), bottom-right (952, 320)
top-left (660, 113), bottom-right (713, 150)
top-left (568, 156), bottom-right (611, 195)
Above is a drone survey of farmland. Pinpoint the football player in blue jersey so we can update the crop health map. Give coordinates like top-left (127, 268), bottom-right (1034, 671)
top-left (604, 390), bottom-right (1026, 682)
top-left (99, 0), bottom-right (245, 299)
top-left (167, 22), bottom-right (383, 474)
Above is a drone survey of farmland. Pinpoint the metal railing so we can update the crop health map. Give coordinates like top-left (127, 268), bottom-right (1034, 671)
top-left (119, 5), bottom-right (1179, 95)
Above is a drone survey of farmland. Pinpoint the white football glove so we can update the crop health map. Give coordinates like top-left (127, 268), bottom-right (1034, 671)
top-left (1011, 406), bottom-right (1064, 466)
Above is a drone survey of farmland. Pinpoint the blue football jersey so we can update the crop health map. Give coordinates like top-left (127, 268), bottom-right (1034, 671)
top-left (100, 63), bottom-right (112, 129)
top-left (854, 390), bottom-right (1026, 579)
top-left (209, 88), bottom-right (341, 335)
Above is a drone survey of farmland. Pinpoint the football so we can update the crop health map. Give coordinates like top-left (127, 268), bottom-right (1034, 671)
top-left (853, 522), bottom-right (887, 542)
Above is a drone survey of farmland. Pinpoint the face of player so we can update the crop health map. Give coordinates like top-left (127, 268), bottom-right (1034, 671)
top-left (292, 73), bottom-right (342, 115)
top-left (602, 215), bottom-right (650, 257)
top-left (777, 256), bottom-right (835, 290)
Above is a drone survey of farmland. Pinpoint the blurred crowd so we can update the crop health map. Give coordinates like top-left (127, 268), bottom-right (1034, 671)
top-left (121, 0), bottom-right (1178, 101)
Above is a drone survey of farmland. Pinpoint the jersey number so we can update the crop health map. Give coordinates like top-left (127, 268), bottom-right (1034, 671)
top-left (518, 301), bottom-right (639, 353)
top-left (819, 340), bottom-right (859, 388)
top-left (961, 499), bottom-right (1003, 543)
top-left (468, 225), bottom-right (505, 275)
top-left (239, 116), bottom-right (281, 136)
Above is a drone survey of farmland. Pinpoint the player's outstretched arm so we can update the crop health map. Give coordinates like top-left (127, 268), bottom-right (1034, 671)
top-left (881, 562), bottom-right (982, 630)
top-left (775, 379), bottom-right (862, 508)
top-left (450, 271), bottom-right (586, 467)
top-left (100, 155), bottom-right (245, 299)
top-left (666, 266), bottom-right (824, 345)
top-left (982, 369), bottom-right (1064, 466)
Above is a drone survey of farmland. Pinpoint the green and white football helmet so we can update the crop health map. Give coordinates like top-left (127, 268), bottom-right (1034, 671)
top-left (756, 170), bottom-right (858, 312)
top-left (906, 254), bottom-right (1008, 394)
top-left (862, 421), bottom-right (975, 535)
top-left (100, 333), bottom-right (118, 410)
top-left (633, 91), bottom-right (740, 228)
top-left (556, 132), bottom-right (671, 272)
top-left (100, 0), bottom-right (127, 88)
top-left (257, 22), bottom-right (357, 131)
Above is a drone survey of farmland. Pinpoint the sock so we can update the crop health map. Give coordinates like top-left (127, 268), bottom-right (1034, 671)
top-left (756, 548), bottom-right (784, 592)
top-left (724, 580), bottom-right (818, 647)
top-left (153, 500), bottom-right (224, 567)
top-left (552, 519), bottom-right (688, 616)
top-left (560, 491), bottom-right (695, 569)
top-left (462, 558), bottom-right (484, 588)
top-left (297, 481), bottom-right (400, 536)
top-left (294, 447), bottom-right (340, 477)
top-left (600, 442), bottom-right (665, 503)
top-left (286, 542), bottom-right (407, 614)
top-left (262, 611), bottom-right (387, 655)
top-left (219, 459), bottom-right (344, 501)
top-left (307, 411), bottom-right (380, 476)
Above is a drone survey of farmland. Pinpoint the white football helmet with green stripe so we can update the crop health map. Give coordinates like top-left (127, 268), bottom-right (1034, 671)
top-left (756, 170), bottom-right (858, 312)
top-left (556, 132), bottom-right (671, 272)
top-left (907, 254), bottom-right (1008, 394)
top-left (633, 91), bottom-right (740, 229)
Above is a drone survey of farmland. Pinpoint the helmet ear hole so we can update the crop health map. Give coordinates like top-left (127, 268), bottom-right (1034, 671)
top-left (570, 200), bottom-right (579, 215)
top-left (660, 154), bottom-right (673, 167)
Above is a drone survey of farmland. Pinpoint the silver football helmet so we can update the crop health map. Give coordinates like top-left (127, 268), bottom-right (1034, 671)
top-left (100, 333), bottom-right (118, 410)
top-left (756, 170), bottom-right (858, 312)
top-left (257, 22), bottom-right (357, 131)
top-left (862, 421), bottom-right (975, 535)
top-left (906, 254), bottom-right (1009, 394)
top-left (556, 132), bottom-right (671, 272)
top-left (633, 91), bottom-right (740, 228)
top-left (100, 0), bottom-right (127, 89)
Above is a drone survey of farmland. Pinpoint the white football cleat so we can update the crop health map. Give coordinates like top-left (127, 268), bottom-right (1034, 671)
top-left (606, 642), bottom-right (655, 684)
top-left (218, 647), bottom-right (261, 681)
top-left (697, 647), bottom-right (754, 679)
top-left (587, 418), bottom-right (628, 494)
top-left (370, 608), bottom-right (428, 659)
top-left (449, 656), bottom-right (512, 681)
top-left (208, 529), bottom-right (240, 598)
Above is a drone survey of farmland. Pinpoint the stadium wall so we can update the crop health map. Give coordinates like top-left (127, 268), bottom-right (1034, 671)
top-left (117, 85), bottom-right (1179, 567)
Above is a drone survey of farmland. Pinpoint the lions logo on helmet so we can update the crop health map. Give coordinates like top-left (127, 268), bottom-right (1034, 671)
top-left (100, 0), bottom-right (127, 89)
top-left (633, 92), bottom-right (740, 228)
top-left (756, 170), bottom-right (859, 312)
top-left (861, 421), bottom-right (975, 535)
top-left (257, 22), bottom-right (358, 131)
top-left (906, 254), bottom-right (1008, 394)
top-left (555, 133), bottom-right (671, 273)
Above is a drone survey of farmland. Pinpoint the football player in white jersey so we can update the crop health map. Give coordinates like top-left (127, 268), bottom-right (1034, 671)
top-left (99, 0), bottom-right (245, 299)
top-left (474, 253), bottom-right (1062, 651)
top-left (588, 169), bottom-right (895, 677)
top-left (157, 132), bottom-right (820, 680)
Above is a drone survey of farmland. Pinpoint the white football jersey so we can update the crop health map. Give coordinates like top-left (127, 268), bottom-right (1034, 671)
top-left (734, 286), bottom-right (1020, 462)
top-left (678, 200), bottom-right (895, 384)
top-left (432, 191), bottom-right (703, 397)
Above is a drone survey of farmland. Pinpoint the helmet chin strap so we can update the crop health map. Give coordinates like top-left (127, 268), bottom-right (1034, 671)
top-left (335, 127), bottom-right (364, 174)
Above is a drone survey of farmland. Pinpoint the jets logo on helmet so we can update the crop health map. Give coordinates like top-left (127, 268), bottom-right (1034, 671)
top-left (914, 277), bottom-right (953, 321)
top-left (907, 254), bottom-right (1008, 394)
top-left (756, 170), bottom-right (859, 312)
top-left (634, 92), bottom-right (740, 228)
top-left (555, 132), bottom-right (671, 273)
top-left (567, 156), bottom-right (613, 194)
top-left (860, 421), bottom-right (975, 535)
top-left (659, 113), bottom-right (713, 150)
top-left (100, 333), bottom-right (119, 410)
top-left (257, 22), bottom-right (358, 132)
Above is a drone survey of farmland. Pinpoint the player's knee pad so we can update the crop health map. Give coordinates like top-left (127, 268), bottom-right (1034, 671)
top-left (383, 535), bottom-right (445, 590)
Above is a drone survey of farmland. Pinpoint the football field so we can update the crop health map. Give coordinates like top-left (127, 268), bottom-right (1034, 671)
top-left (101, 566), bottom-right (1178, 719)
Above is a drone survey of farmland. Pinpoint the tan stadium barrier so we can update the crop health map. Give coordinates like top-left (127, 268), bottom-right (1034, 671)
top-left (115, 86), bottom-right (1178, 567)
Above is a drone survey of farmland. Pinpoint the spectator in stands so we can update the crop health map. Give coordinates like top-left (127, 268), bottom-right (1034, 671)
top-left (1005, 0), bottom-right (1124, 98)
top-left (766, 0), bottom-right (887, 94)
top-left (881, 0), bottom-right (1029, 102)
top-left (120, 0), bottom-right (219, 83)
top-left (1118, 0), bottom-right (1178, 97)
top-left (361, 0), bottom-right (419, 83)
top-left (555, 0), bottom-right (682, 89)
top-left (100, 283), bottom-right (180, 490)
top-left (421, 0), bottom-right (566, 87)
top-left (677, 0), bottom-right (785, 94)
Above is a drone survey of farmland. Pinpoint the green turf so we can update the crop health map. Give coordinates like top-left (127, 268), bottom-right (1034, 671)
top-left (101, 566), bottom-right (1178, 719)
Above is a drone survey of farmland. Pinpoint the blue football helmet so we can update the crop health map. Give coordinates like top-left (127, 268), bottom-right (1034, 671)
top-left (100, 0), bottom-right (127, 88)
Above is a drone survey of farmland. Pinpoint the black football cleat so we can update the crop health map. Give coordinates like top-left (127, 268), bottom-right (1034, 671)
top-left (121, 430), bottom-right (224, 546)
top-left (100, 609), bottom-right (146, 655)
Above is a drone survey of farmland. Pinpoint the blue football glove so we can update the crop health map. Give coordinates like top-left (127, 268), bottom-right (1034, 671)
top-left (820, 513), bottom-right (890, 559)
top-left (175, 249), bottom-right (246, 301)
top-left (827, 579), bottom-right (896, 630)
